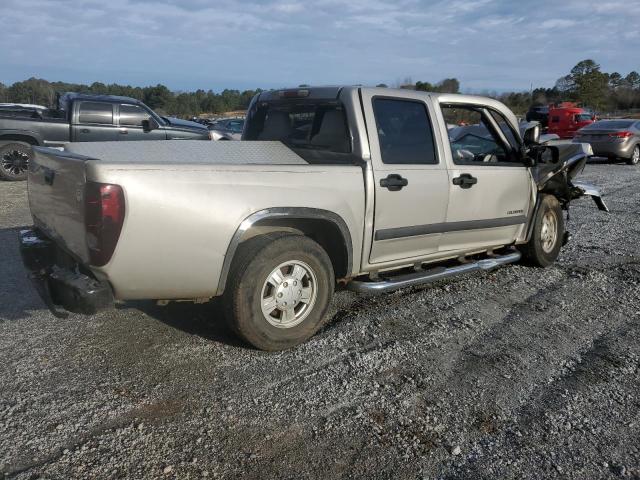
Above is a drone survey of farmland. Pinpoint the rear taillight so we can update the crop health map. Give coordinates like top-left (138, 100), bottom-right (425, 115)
top-left (85, 182), bottom-right (125, 266)
top-left (608, 131), bottom-right (633, 138)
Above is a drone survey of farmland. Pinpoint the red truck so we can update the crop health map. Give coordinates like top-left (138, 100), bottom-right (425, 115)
top-left (547, 102), bottom-right (595, 139)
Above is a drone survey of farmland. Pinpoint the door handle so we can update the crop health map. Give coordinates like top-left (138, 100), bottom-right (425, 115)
top-left (452, 173), bottom-right (477, 189)
top-left (119, 129), bottom-right (128, 134)
top-left (380, 174), bottom-right (408, 191)
top-left (80, 128), bottom-right (90, 133)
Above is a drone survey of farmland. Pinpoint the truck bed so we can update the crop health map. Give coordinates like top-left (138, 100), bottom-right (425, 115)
top-left (29, 141), bottom-right (365, 300)
top-left (64, 140), bottom-right (309, 165)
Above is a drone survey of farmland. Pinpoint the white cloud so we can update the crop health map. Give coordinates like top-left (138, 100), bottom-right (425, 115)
top-left (0, 0), bottom-right (638, 91)
top-left (539, 18), bottom-right (578, 29)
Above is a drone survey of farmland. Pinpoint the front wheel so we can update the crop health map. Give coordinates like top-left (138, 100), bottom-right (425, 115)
top-left (520, 194), bottom-right (565, 267)
top-left (627, 145), bottom-right (640, 166)
top-left (0, 142), bottom-right (32, 181)
top-left (224, 233), bottom-right (335, 351)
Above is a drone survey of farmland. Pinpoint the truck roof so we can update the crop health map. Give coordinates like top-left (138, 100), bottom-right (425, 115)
top-left (258, 85), bottom-right (514, 109)
top-left (59, 92), bottom-right (143, 106)
top-left (256, 86), bottom-right (519, 135)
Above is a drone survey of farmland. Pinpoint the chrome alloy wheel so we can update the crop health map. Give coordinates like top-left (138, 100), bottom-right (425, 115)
top-left (631, 145), bottom-right (640, 165)
top-left (1, 148), bottom-right (29, 177)
top-left (260, 260), bottom-right (318, 328)
top-left (540, 209), bottom-right (558, 254)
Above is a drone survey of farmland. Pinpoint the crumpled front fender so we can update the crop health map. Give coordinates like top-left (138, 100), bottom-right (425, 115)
top-left (570, 180), bottom-right (610, 212)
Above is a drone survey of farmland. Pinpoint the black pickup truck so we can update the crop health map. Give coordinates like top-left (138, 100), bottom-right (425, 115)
top-left (0, 93), bottom-right (212, 180)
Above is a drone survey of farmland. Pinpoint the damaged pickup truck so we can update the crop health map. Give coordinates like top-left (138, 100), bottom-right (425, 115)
top-left (20, 86), bottom-right (608, 350)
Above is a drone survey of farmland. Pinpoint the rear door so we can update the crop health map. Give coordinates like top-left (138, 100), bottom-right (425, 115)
top-left (361, 90), bottom-right (450, 264)
top-left (72, 101), bottom-right (120, 142)
top-left (438, 103), bottom-right (533, 252)
top-left (117, 103), bottom-right (167, 141)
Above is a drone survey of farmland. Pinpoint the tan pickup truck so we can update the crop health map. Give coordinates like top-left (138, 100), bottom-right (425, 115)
top-left (20, 86), bottom-right (608, 350)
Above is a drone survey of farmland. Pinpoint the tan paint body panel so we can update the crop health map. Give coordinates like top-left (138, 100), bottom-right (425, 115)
top-left (442, 165), bottom-right (531, 252)
top-left (86, 162), bottom-right (364, 299)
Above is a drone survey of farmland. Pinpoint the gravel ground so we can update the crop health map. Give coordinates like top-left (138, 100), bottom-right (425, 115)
top-left (1, 161), bottom-right (639, 479)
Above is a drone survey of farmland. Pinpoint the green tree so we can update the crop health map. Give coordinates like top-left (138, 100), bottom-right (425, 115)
top-left (608, 72), bottom-right (623, 89)
top-left (414, 81), bottom-right (434, 91)
top-left (625, 71), bottom-right (640, 89)
top-left (142, 84), bottom-right (173, 110)
top-left (568, 59), bottom-right (609, 109)
top-left (7, 77), bottom-right (56, 106)
top-left (436, 78), bottom-right (460, 93)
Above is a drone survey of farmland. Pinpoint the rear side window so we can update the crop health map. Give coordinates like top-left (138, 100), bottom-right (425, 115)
top-left (244, 101), bottom-right (353, 162)
top-left (78, 102), bottom-right (113, 125)
top-left (372, 98), bottom-right (437, 165)
top-left (119, 104), bottom-right (149, 127)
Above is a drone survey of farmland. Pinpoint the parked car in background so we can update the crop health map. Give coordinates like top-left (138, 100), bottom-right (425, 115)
top-left (526, 105), bottom-right (549, 128)
top-left (547, 102), bottom-right (595, 139)
top-left (574, 119), bottom-right (640, 165)
top-left (0, 93), bottom-right (213, 181)
top-left (21, 86), bottom-right (607, 350)
top-left (208, 117), bottom-right (245, 140)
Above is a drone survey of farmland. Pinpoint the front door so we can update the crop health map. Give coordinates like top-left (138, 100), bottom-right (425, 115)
top-left (117, 104), bottom-right (167, 141)
top-left (439, 103), bottom-right (533, 252)
top-left (361, 90), bottom-right (450, 265)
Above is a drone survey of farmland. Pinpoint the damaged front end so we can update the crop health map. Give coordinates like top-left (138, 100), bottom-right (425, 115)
top-left (529, 141), bottom-right (609, 213)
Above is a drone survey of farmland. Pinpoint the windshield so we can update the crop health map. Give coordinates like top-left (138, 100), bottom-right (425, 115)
top-left (575, 114), bottom-right (592, 122)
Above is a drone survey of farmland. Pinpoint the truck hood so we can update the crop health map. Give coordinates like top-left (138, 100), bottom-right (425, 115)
top-left (162, 116), bottom-right (208, 131)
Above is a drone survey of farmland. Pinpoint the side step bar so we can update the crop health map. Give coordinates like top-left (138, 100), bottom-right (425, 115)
top-left (346, 250), bottom-right (522, 294)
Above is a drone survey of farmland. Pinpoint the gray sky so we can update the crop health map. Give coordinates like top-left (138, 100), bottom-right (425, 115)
top-left (1, 0), bottom-right (638, 92)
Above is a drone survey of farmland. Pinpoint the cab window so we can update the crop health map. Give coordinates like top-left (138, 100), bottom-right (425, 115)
top-left (78, 102), bottom-right (114, 125)
top-left (372, 98), bottom-right (438, 165)
top-left (441, 105), bottom-right (517, 165)
top-left (119, 104), bottom-right (150, 127)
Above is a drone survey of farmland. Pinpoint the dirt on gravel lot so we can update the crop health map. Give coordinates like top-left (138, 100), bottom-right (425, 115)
top-left (1, 161), bottom-right (639, 480)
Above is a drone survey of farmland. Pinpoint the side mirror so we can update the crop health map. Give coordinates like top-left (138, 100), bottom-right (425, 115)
top-left (142, 118), bottom-right (159, 132)
top-left (529, 144), bottom-right (560, 165)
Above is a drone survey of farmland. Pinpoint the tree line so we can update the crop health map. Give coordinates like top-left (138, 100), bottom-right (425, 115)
top-left (0, 78), bottom-right (261, 117)
top-left (0, 60), bottom-right (638, 118)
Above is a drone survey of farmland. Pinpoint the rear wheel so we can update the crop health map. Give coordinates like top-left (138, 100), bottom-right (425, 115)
top-left (627, 145), bottom-right (640, 166)
top-left (0, 142), bottom-right (31, 181)
top-left (224, 233), bottom-right (334, 351)
top-left (521, 194), bottom-right (565, 267)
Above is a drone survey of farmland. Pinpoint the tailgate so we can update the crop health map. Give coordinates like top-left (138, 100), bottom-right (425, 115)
top-left (29, 146), bottom-right (91, 263)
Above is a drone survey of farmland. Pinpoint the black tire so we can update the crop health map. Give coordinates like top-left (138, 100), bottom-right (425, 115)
top-left (0, 141), bottom-right (32, 181)
top-left (627, 145), bottom-right (640, 166)
top-left (520, 194), bottom-right (565, 268)
top-left (224, 233), bottom-right (335, 351)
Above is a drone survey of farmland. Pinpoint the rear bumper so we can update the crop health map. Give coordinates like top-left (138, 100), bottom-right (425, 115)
top-left (20, 228), bottom-right (114, 316)
top-left (583, 142), bottom-right (635, 159)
